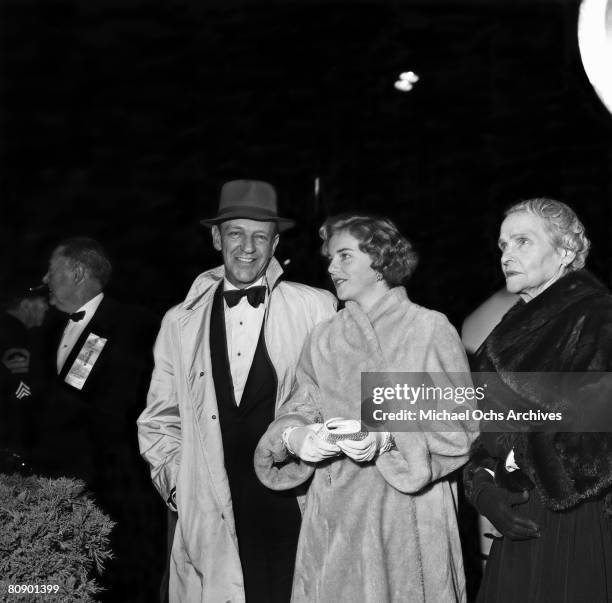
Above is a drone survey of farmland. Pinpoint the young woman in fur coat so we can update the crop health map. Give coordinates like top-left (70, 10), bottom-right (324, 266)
top-left (255, 215), bottom-right (477, 603)
top-left (464, 198), bottom-right (612, 602)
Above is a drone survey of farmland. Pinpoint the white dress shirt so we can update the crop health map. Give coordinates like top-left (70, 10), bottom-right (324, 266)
top-left (57, 292), bottom-right (104, 373)
top-left (223, 278), bottom-right (266, 405)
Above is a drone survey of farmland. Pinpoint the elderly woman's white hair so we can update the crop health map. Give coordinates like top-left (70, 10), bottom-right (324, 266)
top-left (505, 198), bottom-right (590, 271)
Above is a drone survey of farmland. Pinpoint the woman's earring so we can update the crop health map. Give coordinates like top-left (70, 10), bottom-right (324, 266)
top-left (376, 273), bottom-right (383, 282)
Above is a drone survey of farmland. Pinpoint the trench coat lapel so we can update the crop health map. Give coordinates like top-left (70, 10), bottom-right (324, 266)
top-left (177, 283), bottom-right (234, 522)
top-left (178, 309), bottom-right (208, 412)
top-left (177, 286), bottom-right (218, 430)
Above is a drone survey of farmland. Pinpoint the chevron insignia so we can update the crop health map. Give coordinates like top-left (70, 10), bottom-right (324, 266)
top-left (15, 381), bottom-right (31, 399)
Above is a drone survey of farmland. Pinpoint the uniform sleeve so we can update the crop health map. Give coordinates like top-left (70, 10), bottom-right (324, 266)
top-left (137, 312), bottom-right (182, 508)
top-left (376, 314), bottom-right (479, 493)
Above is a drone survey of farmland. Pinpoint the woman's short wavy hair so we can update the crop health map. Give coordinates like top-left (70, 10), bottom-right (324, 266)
top-left (505, 198), bottom-right (590, 271)
top-left (319, 214), bottom-right (418, 286)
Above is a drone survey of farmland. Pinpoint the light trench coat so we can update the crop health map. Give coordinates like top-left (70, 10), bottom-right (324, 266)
top-left (137, 258), bottom-right (336, 603)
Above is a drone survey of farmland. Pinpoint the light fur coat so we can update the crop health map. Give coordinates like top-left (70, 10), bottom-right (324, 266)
top-left (255, 287), bottom-right (477, 603)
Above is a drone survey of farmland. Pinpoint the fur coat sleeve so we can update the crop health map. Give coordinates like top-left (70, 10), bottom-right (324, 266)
top-left (253, 321), bottom-right (325, 491)
top-left (375, 313), bottom-right (477, 493)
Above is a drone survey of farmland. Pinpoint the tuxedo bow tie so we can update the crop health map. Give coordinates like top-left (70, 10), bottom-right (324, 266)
top-left (69, 311), bottom-right (86, 322)
top-left (223, 286), bottom-right (266, 308)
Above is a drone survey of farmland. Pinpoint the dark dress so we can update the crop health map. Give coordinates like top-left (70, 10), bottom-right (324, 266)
top-left (479, 494), bottom-right (612, 602)
top-left (469, 270), bottom-right (612, 603)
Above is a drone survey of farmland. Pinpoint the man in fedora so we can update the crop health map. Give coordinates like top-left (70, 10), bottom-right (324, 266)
top-left (138, 180), bottom-right (336, 603)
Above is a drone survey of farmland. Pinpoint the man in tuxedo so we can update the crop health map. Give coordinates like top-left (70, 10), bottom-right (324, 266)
top-left (39, 237), bottom-right (164, 602)
top-left (138, 180), bottom-right (336, 603)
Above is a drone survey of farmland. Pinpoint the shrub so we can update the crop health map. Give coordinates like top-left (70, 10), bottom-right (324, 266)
top-left (0, 473), bottom-right (114, 602)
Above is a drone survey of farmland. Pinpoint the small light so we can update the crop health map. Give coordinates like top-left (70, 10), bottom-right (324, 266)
top-left (399, 71), bottom-right (420, 83)
top-left (394, 80), bottom-right (414, 92)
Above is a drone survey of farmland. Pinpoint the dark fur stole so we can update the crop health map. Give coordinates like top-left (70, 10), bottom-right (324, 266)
top-left (469, 271), bottom-right (612, 516)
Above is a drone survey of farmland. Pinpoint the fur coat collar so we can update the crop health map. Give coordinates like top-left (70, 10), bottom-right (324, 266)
top-left (475, 270), bottom-right (612, 512)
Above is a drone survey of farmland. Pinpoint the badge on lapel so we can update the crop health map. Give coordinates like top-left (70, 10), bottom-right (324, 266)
top-left (64, 333), bottom-right (107, 390)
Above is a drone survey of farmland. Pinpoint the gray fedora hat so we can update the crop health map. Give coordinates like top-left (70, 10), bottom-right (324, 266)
top-left (200, 180), bottom-right (295, 232)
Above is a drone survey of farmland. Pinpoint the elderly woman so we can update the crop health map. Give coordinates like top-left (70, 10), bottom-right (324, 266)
top-left (255, 214), bottom-right (477, 602)
top-left (465, 198), bottom-right (612, 602)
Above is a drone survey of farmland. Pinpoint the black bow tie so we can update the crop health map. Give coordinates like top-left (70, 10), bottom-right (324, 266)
top-left (69, 311), bottom-right (86, 322)
top-left (223, 286), bottom-right (266, 308)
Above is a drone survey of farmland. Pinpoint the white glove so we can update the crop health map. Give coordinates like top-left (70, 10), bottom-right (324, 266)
top-left (337, 431), bottom-right (390, 463)
top-left (286, 424), bottom-right (341, 462)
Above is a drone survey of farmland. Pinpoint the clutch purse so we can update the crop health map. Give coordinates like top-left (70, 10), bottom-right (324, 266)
top-left (318, 418), bottom-right (368, 443)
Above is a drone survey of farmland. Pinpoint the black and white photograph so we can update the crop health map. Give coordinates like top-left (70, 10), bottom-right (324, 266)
top-left (1, 0), bottom-right (611, 601)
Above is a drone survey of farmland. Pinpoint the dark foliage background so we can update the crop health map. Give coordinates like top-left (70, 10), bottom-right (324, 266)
top-left (1, 0), bottom-right (611, 325)
top-left (0, 473), bottom-right (114, 602)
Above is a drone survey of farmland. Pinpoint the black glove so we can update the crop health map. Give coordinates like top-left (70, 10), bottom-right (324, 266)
top-left (471, 468), bottom-right (540, 540)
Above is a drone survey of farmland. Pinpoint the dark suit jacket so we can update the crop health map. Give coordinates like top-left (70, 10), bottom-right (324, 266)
top-left (38, 296), bottom-right (165, 601)
top-left (38, 296), bottom-right (159, 492)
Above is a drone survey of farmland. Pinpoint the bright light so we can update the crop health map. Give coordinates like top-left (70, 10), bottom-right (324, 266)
top-left (578, 0), bottom-right (612, 114)
top-left (394, 80), bottom-right (414, 92)
top-left (394, 71), bottom-right (420, 92)
top-left (399, 71), bottom-right (419, 83)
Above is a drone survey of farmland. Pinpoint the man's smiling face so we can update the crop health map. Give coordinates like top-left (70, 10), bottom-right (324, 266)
top-left (212, 219), bottom-right (279, 288)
